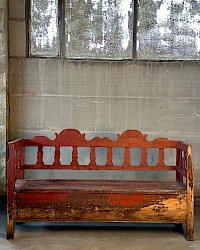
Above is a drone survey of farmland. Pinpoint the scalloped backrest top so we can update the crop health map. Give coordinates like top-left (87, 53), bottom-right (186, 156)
top-left (23, 129), bottom-right (178, 148)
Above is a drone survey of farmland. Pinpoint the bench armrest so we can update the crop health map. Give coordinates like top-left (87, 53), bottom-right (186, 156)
top-left (7, 139), bottom-right (25, 182)
top-left (176, 142), bottom-right (194, 181)
top-left (177, 142), bottom-right (194, 240)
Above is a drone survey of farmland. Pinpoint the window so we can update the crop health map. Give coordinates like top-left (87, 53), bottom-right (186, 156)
top-left (65, 0), bottom-right (133, 59)
top-left (30, 0), bottom-right (200, 60)
top-left (138, 0), bottom-right (200, 60)
top-left (30, 0), bottom-right (60, 57)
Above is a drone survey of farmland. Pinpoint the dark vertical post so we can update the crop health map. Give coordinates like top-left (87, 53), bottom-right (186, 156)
top-left (18, 147), bottom-right (25, 179)
top-left (90, 147), bottom-right (96, 166)
top-left (71, 146), bottom-right (78, 166)
top-left (54, 146), bottom-right (61, 165)
top-left (157, 148), bottom-right (165, 167)
top-left (123, 148), bottom-right (131, 167)
top-left (36, 146), bottom-right (44, 165)
top-left (176, 149), bottom-right (183, 181)
top-left (106, 147), bottom-right (113, 166)
top-left (141, 148), bottom-right (147, 167)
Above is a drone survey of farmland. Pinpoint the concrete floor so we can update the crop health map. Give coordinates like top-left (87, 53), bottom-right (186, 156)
top-left (0, 197), bottom-right (199, 250)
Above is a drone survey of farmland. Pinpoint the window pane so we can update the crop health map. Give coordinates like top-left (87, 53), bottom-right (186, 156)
top-left (65, 0), bottom-right (134, 60)
top-left (30, 0), bottom-right (59, 57)
top-left (137, 0), bottom-right (200, 60)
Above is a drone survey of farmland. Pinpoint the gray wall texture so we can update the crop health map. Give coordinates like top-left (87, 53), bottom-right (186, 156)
top-left (0, 0), bottom-right (7, 195)
top-left (9, 59), bottom-right (200, 196)
top-left (2, 1), bottom-right (200, 196)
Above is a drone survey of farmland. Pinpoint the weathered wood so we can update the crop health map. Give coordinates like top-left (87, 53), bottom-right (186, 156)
top-left (14, 192), bottom-right (186, 223)
top-left (7, 217), bottom-right (15, 239)
top-left (7, 129), bottom-right (194, 240)
top-left (71, 146), bottom-right (78, 165)
top-left (89, 147), bottom-right (96, 166)
top-left (176, 149), bottom-right (183, 181)
top-left (22, 129), bottom-right (178, 148)
top-left (23, 164), bottom-right (177, 171)
top-left (157, 148), bottom-right (165, 167)
top-left (176, 166), bottom-right (187, 178)
top-left (141, 148), bottom-right (147, 167)
top-left (106, 147), bottom-right (114, 166)
top-left (53, 146), bottom-right (61, 165)
top-left (186, 145), bottom-right (194, 241)
top-left (36, 146), bottom-right (44, 165)
top-left (14, 180), bottom-right (187, 194)
top-left (123, 148), bottom-right (131, 166)
top-left (19, 147), bottom-right (25, 179)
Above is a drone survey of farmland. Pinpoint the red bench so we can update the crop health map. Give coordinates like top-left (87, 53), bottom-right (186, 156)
top-left (7, 129), bottom-right (194, 240)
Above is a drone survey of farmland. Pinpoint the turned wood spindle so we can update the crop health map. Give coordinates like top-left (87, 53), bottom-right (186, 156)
top-left (157, 148), bottom-right (165, 167)
top-left (176, 148), bottom-right (183, 181)
top-left (90, 147), bottom-right (96, 165)
top-left (36, 146), bottom-right (44, 165)
top-left (141, 148), bottom-right (147, 167)
top-left (71, 147), bottom-right (78, 165)
top-left (123, 148), bottom-right (131, 166)
top-left (106, 147), bottom-right (113, 166)
top-left (54, 146), bottom-right (61, 165)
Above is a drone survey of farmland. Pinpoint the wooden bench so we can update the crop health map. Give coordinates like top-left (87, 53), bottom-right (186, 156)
top-left (7, 129), bottom-right (194, 240)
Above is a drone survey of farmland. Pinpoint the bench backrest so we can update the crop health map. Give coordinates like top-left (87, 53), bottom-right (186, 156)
top-left (17, 129), bottom-right (181, 171)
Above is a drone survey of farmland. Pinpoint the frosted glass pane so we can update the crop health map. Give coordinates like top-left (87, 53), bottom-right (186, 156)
top-left (65, 0), bottom-right (134, 60)
top-left (30, 0), bottom-right (59, 57)
top-left (137, 0), bottom-right (200, 60)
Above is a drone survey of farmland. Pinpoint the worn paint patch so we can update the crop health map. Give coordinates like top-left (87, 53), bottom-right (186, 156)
top-left (14, 191), bottom-right (187, 223)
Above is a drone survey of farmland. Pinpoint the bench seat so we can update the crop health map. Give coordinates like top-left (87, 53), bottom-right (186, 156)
top-left (7, 129), bottom-right (194, 240)
top-left (14, 179), bottom-right (187, 225)
top-left (15, 179), bottom-right (187, 194)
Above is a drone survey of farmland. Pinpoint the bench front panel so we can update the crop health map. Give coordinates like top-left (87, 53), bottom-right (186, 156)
top-left (14, 191), bottom-right (187, 223)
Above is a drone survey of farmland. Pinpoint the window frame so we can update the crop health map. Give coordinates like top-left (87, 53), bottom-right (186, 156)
top-left (27, 0), bottom-right (200, 62)
top-left (28, 0), bottom-right (138, 61)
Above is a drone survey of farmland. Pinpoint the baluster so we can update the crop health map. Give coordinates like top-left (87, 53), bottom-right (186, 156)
top-left (157, 148), bottom-right (165, 167)
top-left (18, 147), bottom-right (25, 179)
top-left (16, 149), bottom-right (21, 169)
top-left (90, 147), bottom-right (96, 165)
top-left (123, 148), bottom-right (131, 166)
top-left (176, 149), bottom-right (183, 181)
top-left (71, 147), bottom-right (78, 165)
top-left (181, 155), bottom-right (185, 169)
top-left (14, 150), bottom-right (17, 169)
top-left (54, 146), bottom-right (61, 165)
top-left (20, 147), bottom-right (25, 167)
top-left (176, 149), bottom-right (181, 167)
top-left (141, 148), bottom-right (147, 167)
top-left (106, 147), bottom-right (113, 166)
top-left (36, 146), bottom-right (44, 165)
top-left (184, 151), bottom-right (187, 172)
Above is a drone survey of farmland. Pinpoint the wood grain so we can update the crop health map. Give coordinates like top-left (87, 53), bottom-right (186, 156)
top-left (7, 129), bottom-right (194, 240)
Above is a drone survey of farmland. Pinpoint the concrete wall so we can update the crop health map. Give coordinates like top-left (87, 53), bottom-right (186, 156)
top-left (8, 1), bottom-right (200, 196)
top-left (0, 0), bottom-right (7, 195)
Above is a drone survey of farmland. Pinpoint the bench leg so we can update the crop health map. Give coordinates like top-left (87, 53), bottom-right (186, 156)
top-left (7, 216), bottom-right (15, 239)
top-left (186, 217), bottom-right (194, 241)
top-left (186, 150), bottom-right (194, 241)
